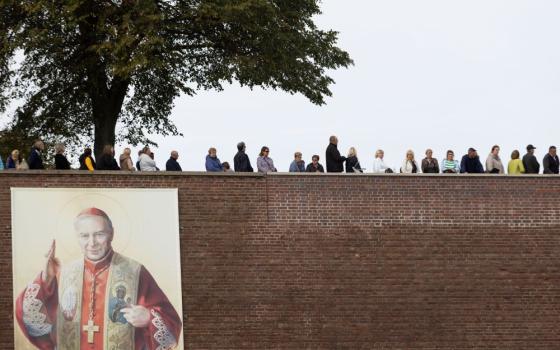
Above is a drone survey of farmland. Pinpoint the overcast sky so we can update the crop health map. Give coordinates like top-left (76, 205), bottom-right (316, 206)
top-left (124, 0), bottom-right (560, 171)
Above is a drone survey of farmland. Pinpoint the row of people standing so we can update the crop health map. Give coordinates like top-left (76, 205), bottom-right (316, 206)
top-left (370, 144), bottom-right (557, 174)
top-left (4, 138), bottom-right (559, 175)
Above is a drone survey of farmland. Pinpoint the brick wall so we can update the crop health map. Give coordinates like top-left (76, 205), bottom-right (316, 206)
top-left (1, 171), bottom-right (560, 349)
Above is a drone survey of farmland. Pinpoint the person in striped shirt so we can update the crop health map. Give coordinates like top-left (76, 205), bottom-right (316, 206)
top-left (441, 150), bottom-right (460, 173)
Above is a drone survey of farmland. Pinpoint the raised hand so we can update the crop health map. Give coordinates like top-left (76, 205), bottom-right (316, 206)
top-left (42, 240), bottom-right (60, 284)
top-left (121, 304), bottom-right (151, 328)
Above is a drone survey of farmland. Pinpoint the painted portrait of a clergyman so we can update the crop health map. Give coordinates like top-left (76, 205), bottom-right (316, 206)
top-left (15, 207), bottom-right (182, 350)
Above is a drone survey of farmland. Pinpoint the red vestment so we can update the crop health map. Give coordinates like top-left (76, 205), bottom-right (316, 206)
top-left (15, 250), bottom-right (182, 350)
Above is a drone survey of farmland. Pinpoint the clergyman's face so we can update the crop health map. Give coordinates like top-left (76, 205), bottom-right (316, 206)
top-left (75, 216), bottom-right (113, 261)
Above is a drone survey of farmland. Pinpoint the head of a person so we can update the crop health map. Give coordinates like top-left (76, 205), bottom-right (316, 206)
top-left (170, 150), bottom-right (179, 160)
top-left (312, 155), bottom-right (320, 164)
top-left (468, 148), bottom-right (477, 158)
top-left (34, 140), bottom-right (45, 151)
top-left (74, 208), bottom-right (114, 261)
top-left (526, 144), bottom-right (536, 155)
top-left (425, 149), bottom-right (433, 159)
top-left (375, 149), bottom-right (384, 159)
top-left (102, 144), bottom-right (114, 156)
top-left (260, 146), bottom-right (269, 157)
top-left (511, 150), bottom-right (520, 160)
top-left (84, 147), bottom-right (92, 157)
top-left (149, 152), bottom-right (155, 160)
top-left (491, 145), bottom-right (500, 156)
top-left (54, 143), bottom-right (65, 155)
top-left (142, 146), bottom-right (151, 155)
top-left (208, 147), bottom-right (217, 157)
top-left (406, 150), bottom-right (414, 161)
top-left (446, 150), bottom-right (454, 161)
top-left (116, 285), bottom-right (126, 299)
top-left (347, 147), bottom-right (357, 158)
top-left (123, 147), bottom-right (131, 156)
top-left (329, 135), bottom-right (338, 145)
top-left (222, 162), bottom-right (230, 170)
top-left (549, 146), bottom-right (557, 156)
top-left (237, 142), bottom-right (246, 152)
top-left (11, 149), bottom-right (20, 160)
top-left (294, 152), bottom-right (302, 161)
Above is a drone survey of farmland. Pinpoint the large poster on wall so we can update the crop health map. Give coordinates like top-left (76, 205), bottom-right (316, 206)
top-left (11, 188), bottom-right (184, 350)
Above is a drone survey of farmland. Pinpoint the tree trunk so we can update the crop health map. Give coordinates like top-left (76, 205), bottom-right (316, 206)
top-left (91, 79), bottom-right (130, 160)
top-left (93, 112), bottom-right (119, 161)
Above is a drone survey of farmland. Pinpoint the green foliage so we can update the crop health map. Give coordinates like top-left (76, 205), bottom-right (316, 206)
top-left (0, 0), bottom-right (353, 154)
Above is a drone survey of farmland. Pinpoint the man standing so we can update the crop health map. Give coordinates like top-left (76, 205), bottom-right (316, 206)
top-left (543, 146), bottom-right (559, 174)
top-left (325, 135), bottom-right (346, 173)
top-left (460, 148), bottom-right (484, 174)
top-left (15, 208), bottom-right (182, 349)
top-left (28, 140), bottom-right (46, 170)
top-left (522, 144), bottom-right (540, 174)
top-left (166, 151), bottom-right (182, 171)
top-left (233, 142), bottom-right (253, 172)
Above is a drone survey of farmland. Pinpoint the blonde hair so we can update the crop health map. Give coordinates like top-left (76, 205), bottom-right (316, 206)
top-left (347, 147), bottom-right (357, 158)
top-left (375, 149), bottom-right (384, 159)
top-left (55, 143), bottom-right (65, 154)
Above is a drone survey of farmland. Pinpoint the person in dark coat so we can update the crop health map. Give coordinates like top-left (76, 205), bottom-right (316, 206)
top-left (345, 147), bottom-right (363, 173)
top-left (28, 140), bottom-right (45, 170)
top-left (233, 142), bottom-right (253, 172)
top-left (96, 145), bottom-right (120, 170)
top-left (543, 146), bottom-right (559, 174)
top-left (522, 144), bottom-right (540, 174)
top-left (54, 143), bottom-right (71, 170)
top-left (306, 155), bottom-right (325, 173)
top-left (166, 151), bottom-right (182, 171)
top-left (326, 135), bottom-right (346, 173)
top-left (79, 147), bottom-right (96, 171)
top-left (460, 148), bottom-right (484, 173)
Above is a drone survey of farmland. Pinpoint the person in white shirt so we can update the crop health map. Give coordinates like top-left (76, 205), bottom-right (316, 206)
top-left (372, 149), bottom-right (391, 173)
top-left (138, 146), bottom-right (158, 171)
top-left (400, 149), bottom-right (421, 174)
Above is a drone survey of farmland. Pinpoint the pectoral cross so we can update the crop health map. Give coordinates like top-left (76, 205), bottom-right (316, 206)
top-left (83, 319), bottom-right (99, 344)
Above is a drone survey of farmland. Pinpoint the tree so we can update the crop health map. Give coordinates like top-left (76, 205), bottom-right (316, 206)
top-left (0, 0), bottom-right (353, 158)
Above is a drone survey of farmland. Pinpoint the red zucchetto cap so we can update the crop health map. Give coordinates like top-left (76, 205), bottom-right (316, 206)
top-left (77, 207), bottom-right (111, 221)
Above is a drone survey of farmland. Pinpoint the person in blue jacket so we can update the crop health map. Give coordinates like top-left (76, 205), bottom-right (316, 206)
top-left (206, 147), bottom-right (223, 172)
top-left (28, 140), bottom-right (45, 169)
top-left (460, 147), bottom-right (484, 173)
top-left (289, 152), bottom-right (306, 172)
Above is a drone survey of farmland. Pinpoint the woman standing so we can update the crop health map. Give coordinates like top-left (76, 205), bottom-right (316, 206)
top-left (508, 150), bottom-right (525, 175)
top-left (119, 147), bottom-right (135, 171)
top-left (485, 145), bottom-right (505, 174)
top-left (205, 147), bottom-right (223, 172)
top-left (400, 150), bottom-right (421, 173)
top-left (96, 145), bottom-right (120, 170)
top-left (346, 147), bottom-right (363, 173)
top-left (54, 143), bottom-right (71, 170)
top-left (7, 149), bottom-right (23, 169)
top-left (257, 146), bottom-right (277, 173)
top-left (440, 150), bottom-right (460, 173)
top-left (421, 149), bottom-right (439, 173)
top-left (372, 149), bottom-right (391, 173)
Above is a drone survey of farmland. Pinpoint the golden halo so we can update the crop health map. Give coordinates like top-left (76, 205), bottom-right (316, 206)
top-left (54, 192), bottom-right (132, 258)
